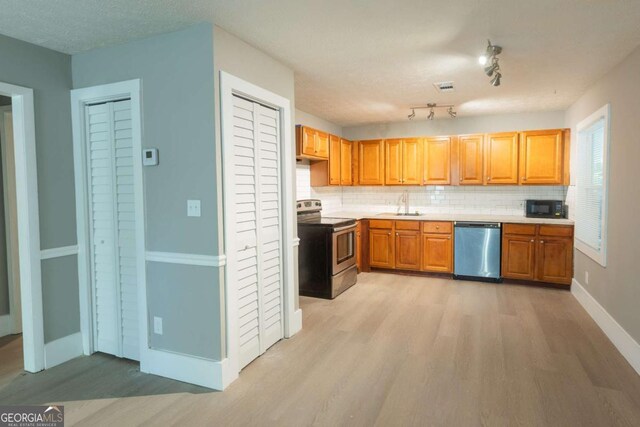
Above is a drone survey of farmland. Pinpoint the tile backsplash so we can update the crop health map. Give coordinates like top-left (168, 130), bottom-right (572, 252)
top-left (297, 161), bottom-right (567, 216)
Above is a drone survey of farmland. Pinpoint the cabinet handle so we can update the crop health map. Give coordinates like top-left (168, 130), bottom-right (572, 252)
top-left (540, 240), bottom-right (545, 244)
top-left (447, 236), bottom-right (451, 240)
top-left (388, 232), bottom-right (391, 236)
top-left (396, 232), bottom-right (399, 236)
top-left (487, 176), bottom-right (491, 181)
top-left (530, 239), bottom-right (534, 242)
top-left (436, 225), bottom-right (440, 229)
top-left (522, 177), bottom-right (526, 181)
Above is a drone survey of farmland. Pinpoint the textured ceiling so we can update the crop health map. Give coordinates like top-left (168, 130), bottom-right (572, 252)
top-left (2, 1), bottom-right (640, 126)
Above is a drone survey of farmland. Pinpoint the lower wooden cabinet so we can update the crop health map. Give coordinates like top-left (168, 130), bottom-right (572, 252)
top-left (421, 233), bottom-right (453, 272)
top-left (355, 220), bottom-right (362, 271)
top-left (395, 223), bottom-right (421, 270)
top-left (502, 223), bottom-right (573, 285)
top-left (369, 221), bottom-right (394, 268)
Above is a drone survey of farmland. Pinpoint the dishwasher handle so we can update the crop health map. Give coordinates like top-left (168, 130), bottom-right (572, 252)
top-left (454, 221), bottom-right (501, 228)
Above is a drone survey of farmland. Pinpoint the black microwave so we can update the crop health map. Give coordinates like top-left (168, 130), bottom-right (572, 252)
top-left (525, 200), bottom-right (566, 218)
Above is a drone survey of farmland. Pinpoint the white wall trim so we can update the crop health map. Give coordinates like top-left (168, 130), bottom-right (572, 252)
top-left (572, 278), bottom-right (640, 375)
top-left (220, 71), bottom-right (300, 385)
top-left (44, 332), bottom-right (83, 369)
top-left (141, 348), bottom-right (235, 390)
top-left (40, 245), bottom-right (79, 260)
top-left (292, 238), bottom-right (301, 247)
top-left (0, 81), bottom-right (44, 373)
top-left (286, 309), bottom-right (302, 338)
top-left (145, 251), bottom-right (226, 267)
top-left (0, 314), bottom-right (12, 338)
top-left (71, 80), bottom-right (149, 368)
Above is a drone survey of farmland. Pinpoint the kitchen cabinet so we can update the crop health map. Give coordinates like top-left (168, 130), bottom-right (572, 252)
top-left (385, 138), bottom-right (422, 185)
top-left (296, 125), bottom-right (329, 160)
top-left (394, 221), bottom-right (421, 270)
top-left (355, 220), bottom-right (362, 271)
top-left (369, 220), bottom-right (394, 268)
top-left (359, 140), bottom-right (385, 185)
top-left (421, 221), bottom-right (453, 272)
top-left (519, 129), bottom-right (564, 184)
top-left (502, 223), bottom-right (574, 285)
top-left (329, 135), bottom-right (341, 185)
top-left (485, 132), bottom-right (519, 184)
top-left (458, 134), bottom-right (484, 185)
top-left (423, 137), bottom-right (451, 185)
top-left (340, 139), bottom-right (353, 185)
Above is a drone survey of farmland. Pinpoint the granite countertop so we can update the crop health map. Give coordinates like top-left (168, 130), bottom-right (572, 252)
top-left (323, 211), bottom-right (574, 225)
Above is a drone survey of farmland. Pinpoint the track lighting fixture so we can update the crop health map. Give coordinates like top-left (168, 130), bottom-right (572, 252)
top-left (479, 39), bottom-right (503, 86)
top-left (406, 103), bottom-right (456, 121)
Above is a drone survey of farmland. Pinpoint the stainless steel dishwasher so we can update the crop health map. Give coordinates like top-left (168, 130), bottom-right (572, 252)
top-left (453, 222), bottom-right (502, 282)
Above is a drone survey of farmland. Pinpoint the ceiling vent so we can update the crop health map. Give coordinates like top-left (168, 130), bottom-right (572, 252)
top-left (433, 81), bottom-right (455, 93)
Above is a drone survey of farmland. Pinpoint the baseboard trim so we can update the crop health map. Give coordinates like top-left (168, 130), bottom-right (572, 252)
top-left (44, 332), bottom-right (83, 369)
top-left (286, 308), bottom-right (303, 338)
top-left (141, 348), bottom-right (235, 390)
top-left (572, 278), bottom-right (640, 375)
top-left (145, 251), bottom-right (226, 267)
top-left (40, 245), bottom-right (78, 260)
top-left (0, 314), bottom-right (12, 337)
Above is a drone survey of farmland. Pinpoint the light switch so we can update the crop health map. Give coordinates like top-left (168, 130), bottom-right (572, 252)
top-left (153, 316), bottom-right (163, 335)
top-left (187, 200), bottom-right (201, 217)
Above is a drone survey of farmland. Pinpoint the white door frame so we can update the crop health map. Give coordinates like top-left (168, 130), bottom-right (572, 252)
top-left (219, 71), bottom-right (301, 382)
top-left (0, 82), bottom-right (44, 372)
top-left (0, 105), bottom-right (22, 335)
top-left (70, 80), bottom-right (149, 368)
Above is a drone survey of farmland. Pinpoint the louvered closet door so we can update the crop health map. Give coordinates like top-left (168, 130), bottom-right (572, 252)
top-left (87, 99), bottom-right (139, 361)
top-left (231, 95), bottom-right (284, 370)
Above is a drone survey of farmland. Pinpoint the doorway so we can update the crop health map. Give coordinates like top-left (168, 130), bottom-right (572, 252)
top-left (71, 81), bottom-right (147, 364)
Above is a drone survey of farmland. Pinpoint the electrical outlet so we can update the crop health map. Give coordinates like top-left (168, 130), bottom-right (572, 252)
top-left (153, 316), bottom-right (163, 335)
top-left (585, 271), bottom-right (589, 285)
top-left (187, 200), bottom-right (201, 217)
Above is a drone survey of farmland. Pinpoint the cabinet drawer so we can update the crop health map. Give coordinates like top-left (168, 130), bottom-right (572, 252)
top-left (369, 219), bottom-right (394, 229)
top-left (422, 221), bottom-right (452, 234)
top-left (539, 225), bottom-right (574, 237)
top-left (503, 223), bottom-right (537, 236)
top-left (395, 220), bottom-right (420, 231)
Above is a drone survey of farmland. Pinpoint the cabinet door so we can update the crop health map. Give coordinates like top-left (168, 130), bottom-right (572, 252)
top-left (486, 132), bottom-right (519, 184)
top-left (421, 233), bottom-right (453, 272)
top-left (402, 138), bottom-right (423, 185)
top-left (395, 230), bottom-right (421, 270)
top-left (359, 140), bottom-right (385, 185)
top-left (315, 130), bottom-right (329, 158)
top-left (355, 221), bottom-right (361, 271)
top-left (519, 130), bottom-right (563, 184)
top-left (536, 237), bottom-right (573, 284)
top-left (340, 139), bottom-right (353, 185)
top-left (458, 134), bottom-right (484, 185)
top-left (329, 134), bottom-right (341, 185)
top-left (385, 139), bottom-right (403, 185)
top-left (301, 127), bottom-right (317, 157)
top-left (502, 235), bottom-right (536, 280)
top-left (369, 228), bottom-right (394, 268)
top-left (423, 137), bottom-right (451, 185)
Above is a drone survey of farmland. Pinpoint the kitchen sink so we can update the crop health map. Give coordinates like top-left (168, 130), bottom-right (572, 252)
top-left (377, 212), bottom-right (423, 217)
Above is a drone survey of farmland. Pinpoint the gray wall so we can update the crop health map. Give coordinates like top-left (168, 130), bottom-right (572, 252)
top-left (343, 110), bottom-right (566, 141)
top-left (72, 24), bottom-right (221, 359)
top-left (0, 34), bottom-right (79, 342)
top-left (213, 25), bottom-right (299, 356)
top-left (565, 45), bottom-right (640, 343)
top-left (295, 109), bottom-right (343, 136)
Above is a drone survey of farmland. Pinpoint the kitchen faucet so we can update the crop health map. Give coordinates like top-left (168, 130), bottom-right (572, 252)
top-left (397, 190), bottom-right (409, 215)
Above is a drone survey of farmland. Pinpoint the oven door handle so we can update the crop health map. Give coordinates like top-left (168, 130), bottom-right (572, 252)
top-left (333, 224), bottom-right (356, 233)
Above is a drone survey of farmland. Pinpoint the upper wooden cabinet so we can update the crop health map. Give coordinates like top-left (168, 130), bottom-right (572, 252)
top-left (423, 137), bottom-right (451, 185)
top-left (329, 135), bottom-right (341, 185)
top-left (458, 134), bottom-right (484, 185)
top-left (296, 125), bottom-right (329, 160)
top-left (310, 135), bottom-right (353, 187)
top-left (340, 139), bottom-right (353, 186)
top-left (485, 132), bottom-right (519, 184)
top-left (359, 140), bottom-right (385, 185)
top-left (385, 138), bottom-right (422, 185)
top-left (519, 129), bottom-right (564, 185)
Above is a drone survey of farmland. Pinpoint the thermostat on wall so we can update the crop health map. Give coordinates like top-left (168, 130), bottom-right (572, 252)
top-left (143, 148), bottom-right (158, 166)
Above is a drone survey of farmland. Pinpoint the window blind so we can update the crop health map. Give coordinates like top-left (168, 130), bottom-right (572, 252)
top-left (575, 117), bottom-right (605, 253)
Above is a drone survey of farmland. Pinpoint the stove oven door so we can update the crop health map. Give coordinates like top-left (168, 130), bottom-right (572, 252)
top-left (332, 224), bottom-right (357, 275)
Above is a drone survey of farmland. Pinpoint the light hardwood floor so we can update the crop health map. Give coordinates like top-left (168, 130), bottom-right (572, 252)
top-left (2, 272), bottom-right (640, 426)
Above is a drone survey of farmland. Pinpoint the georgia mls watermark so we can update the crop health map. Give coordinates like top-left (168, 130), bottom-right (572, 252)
top-left (0, 405), bottom-right (64, 427)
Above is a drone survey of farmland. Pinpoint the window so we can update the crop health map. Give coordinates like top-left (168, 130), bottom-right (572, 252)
top-left (575, 104), bottom-right (610, 266)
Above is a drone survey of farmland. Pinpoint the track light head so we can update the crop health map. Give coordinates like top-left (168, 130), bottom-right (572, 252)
top-left (408, 109), bottom-right (415, 120)
top-left (427, 109), bottom-right (435, 120)
top-left (484, 60), bottom-right (499, 77)
top-left (448, 106), bottom-right (457, 118)
top-left (490, 72), bottom-right (502, 87)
